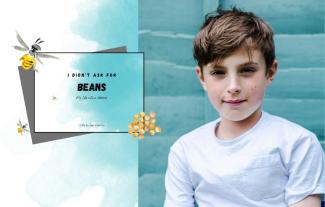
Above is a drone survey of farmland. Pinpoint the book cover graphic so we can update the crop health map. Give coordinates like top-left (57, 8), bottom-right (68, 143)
top-left (35, 53), bottom-right (143, 132)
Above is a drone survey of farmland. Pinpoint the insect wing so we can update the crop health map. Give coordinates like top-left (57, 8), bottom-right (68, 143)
top-left (13, 45), bottom-right (28, 51)
top-left (16, 31), bottom-right (29, 50)
top-left (37, 53), bottom-right (59, 59)
top-left (17, 120), bottom-right (22, 127)
top-left (36, 55), bottom-right (43, 64)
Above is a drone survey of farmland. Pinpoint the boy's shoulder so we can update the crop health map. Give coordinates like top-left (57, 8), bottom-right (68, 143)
top-left (262, 112), bottom-right (319, 150)
top-left (263, 112), bottom-right (316, 138)
top-left (171, 119), bottom-right (218, 151)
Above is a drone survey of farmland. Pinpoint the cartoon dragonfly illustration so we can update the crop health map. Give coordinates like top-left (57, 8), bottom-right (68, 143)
top-left (13, 31), bottom-right (59, 72)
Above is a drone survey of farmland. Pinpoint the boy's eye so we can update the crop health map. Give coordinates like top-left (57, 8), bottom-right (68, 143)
top-left (240, 67), bottom-right (256, 73)
top-left (211, 70), bottom-right (225, 75)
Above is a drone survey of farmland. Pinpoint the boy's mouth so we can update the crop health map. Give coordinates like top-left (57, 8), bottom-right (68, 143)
top-left (223, 99), bottom-right (247, 106)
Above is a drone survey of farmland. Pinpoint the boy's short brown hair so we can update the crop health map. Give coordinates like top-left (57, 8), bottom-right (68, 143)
top-left (193, 7), bottom-right (275, 75)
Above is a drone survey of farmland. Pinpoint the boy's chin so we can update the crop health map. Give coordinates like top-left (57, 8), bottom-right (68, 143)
top-left (222, 115), bottom-right (248, 122)
top-left (219, 110), bottom-right (258, 122)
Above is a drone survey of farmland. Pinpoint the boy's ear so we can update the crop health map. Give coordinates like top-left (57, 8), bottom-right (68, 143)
top-left (266, 60), bottom-right (278, 86)
top-left (195, 66), bottom-right (207, 91)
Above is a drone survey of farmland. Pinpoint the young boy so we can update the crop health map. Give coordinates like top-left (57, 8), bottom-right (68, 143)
top-left (164, 7), bottom-right (325, 207)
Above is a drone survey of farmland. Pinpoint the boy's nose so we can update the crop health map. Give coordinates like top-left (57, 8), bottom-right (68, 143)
top-left (227, 76), bottom-right (241, 94)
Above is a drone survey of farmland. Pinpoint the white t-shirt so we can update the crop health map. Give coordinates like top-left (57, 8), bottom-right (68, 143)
top-left (164, 111), bottom-right (325, 207)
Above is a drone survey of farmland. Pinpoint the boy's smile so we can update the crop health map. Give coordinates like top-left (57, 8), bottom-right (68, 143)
top-left (196, 46), bottom-right (277, 127)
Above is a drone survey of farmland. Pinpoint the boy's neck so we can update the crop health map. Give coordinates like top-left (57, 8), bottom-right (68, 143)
top-left (215, 109), bottom-right (262, 140)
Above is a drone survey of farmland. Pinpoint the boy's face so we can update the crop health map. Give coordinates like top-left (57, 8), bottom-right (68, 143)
top-left (196, 47), bottom-right (277, 122)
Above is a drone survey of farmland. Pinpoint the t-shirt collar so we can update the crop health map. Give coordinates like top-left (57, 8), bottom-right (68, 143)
top-left (211, 111), bottom-right (267, 145)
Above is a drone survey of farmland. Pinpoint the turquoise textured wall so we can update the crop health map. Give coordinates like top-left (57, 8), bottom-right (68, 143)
top-left (139, 0), bottom-right (325, 206)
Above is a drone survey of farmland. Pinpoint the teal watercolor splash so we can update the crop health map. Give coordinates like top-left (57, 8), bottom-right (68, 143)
top-left (27, 0), bottom-right (139, 206)
top-left (71, 0), bottom-right (138, 52)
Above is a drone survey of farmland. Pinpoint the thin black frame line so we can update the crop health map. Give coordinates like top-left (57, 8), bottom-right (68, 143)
top-left (38, 52), bottom-right (144, 54)
top-left (33, 71), bottom-right (35, 134)
top-left (34, 52), bottom-right (145, 134)
top-left (34, 132), bottom-right (129, 134)
top-left (143, 52), bottom-right (145, 113)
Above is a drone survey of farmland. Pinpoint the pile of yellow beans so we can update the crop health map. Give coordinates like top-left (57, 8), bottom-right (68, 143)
top-left (128, 112), bottom-right (162, 139)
